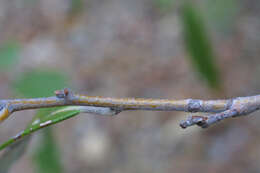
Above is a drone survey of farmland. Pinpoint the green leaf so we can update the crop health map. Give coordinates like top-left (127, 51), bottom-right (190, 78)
top-left (13, 70), bottom-right (68, 97)
top-left (0, 107), bottom-right (80, 173)
top-left (0, 107), bottom-right (80, 151)
top-left (181, 3), bottom-right (220, 89)
top-left (0, 40), bottom-right (21, 70)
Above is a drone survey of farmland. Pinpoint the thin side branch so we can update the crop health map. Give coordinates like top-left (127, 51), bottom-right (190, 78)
top-left (1, 88), bottom-right (260, 128)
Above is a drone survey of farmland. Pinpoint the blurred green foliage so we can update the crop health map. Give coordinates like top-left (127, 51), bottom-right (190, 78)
top-left (32, 128), bottom-right (63, 173)
top-left (13, 70), bottom-right (68, 97)
top-left (153, 0), bottom-right (175, 14)
top-left (69, 0), bottom-right (84, 16)
top-left (202, 0), bottom-right (239, 33)
top-left (181, 3), bottom-right (220, 89)
top-left (0, 40), bottom-right (21, 71)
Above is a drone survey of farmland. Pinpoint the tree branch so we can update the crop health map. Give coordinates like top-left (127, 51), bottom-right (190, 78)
top-left (1, 88), bottom-right (260, 128)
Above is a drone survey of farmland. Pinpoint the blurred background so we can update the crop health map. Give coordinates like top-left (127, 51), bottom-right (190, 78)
top-left (0, 0), bottom-right (260, 172)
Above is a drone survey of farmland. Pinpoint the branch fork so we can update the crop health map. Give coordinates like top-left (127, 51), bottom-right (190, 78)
top-left (180, 96), bottom-right (260, 128)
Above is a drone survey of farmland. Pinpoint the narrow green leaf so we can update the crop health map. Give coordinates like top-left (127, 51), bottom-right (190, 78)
top-left (0, 108), bottom-right (80, 151)
top-left (181, 3), bottom-right (220, 89)
top-left (0, 107), bottom-right (80, 171)
top-left (0, 40), bottom-right (21, 70)
top-left (0, 107), bottom-right (80, 173)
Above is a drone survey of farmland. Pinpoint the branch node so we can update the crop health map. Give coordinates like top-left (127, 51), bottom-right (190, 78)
top-left (187, 99), bottom-right (202, 112)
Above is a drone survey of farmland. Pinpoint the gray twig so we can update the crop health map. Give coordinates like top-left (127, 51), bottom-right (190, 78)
top-left (0, 88), bottom-right (260, 128)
